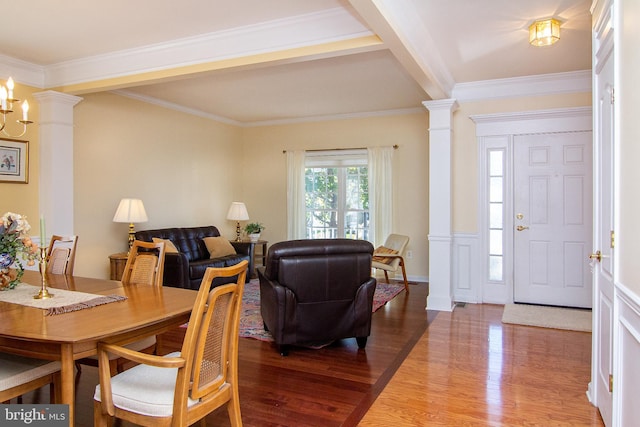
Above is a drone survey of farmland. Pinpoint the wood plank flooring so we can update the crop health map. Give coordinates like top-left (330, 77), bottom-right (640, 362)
top-left (18, 281), bottom-right (603, 426)
top-left (360, 303), bottom-right (604, 426)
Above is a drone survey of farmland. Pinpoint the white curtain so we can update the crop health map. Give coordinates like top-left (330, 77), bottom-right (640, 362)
top-left (368, 146), bottom-right (394, 247)
top-left (286, 150), bottom-right (306, 239)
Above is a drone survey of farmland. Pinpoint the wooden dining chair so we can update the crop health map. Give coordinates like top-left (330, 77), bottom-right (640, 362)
top-left (0, 352), bottom-right (61, 403)
top-left (121, 240), bottom-right (166, 287)
top-left (94, 260), bottom-right (248, 427)
top-left (77, 240), bottom-right (166, 375)
top-left (371, 234), bottom-right (410, 292)
top-left (46, 235), bottom-right (78, 275)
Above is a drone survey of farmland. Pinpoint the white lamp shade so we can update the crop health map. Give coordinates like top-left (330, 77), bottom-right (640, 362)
top-left (113, 198), bottom-right (149, 223)
top-left (226, 202), bottom-right (249, 221)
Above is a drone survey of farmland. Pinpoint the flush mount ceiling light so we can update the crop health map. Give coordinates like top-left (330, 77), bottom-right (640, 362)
top-left (529, 18), bottom-right (561, 47)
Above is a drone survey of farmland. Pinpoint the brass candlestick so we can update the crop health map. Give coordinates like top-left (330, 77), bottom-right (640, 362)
top-left (34, 246), bottom-right (54, 299)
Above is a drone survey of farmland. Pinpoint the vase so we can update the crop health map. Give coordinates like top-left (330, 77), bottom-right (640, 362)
top-left (0, 253), bottom-right (21, 290)
top-left (0, 253), bottom-right (13, 269)
top-left (249, 233), bottom-right (260, 242)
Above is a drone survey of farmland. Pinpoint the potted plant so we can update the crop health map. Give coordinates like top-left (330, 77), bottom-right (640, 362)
top-left (244, 222), bottom-right (265, 242)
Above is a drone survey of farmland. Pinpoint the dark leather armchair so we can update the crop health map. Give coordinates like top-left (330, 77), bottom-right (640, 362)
top-left (258, 239), bottom-right (376, 355)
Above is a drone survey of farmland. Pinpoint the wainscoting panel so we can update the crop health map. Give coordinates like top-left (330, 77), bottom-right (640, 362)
top-left (452, 233), bottom-right (480, 303)
top-left (615, 284), bottom-right (640, 426)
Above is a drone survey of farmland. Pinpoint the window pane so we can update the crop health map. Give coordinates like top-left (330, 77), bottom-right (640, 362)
top-left (489, 177), bottom-right (503, 202)
top-left (489, 256), bottom-right (503, 281)
top-left (489, 229), bottom-right (502, 255)
top-left (489, 203), bottom-right (503, 228)
top-left (489, 150), bottom-right (503, 176)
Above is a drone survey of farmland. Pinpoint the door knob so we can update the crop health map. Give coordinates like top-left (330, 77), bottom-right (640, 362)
top-left (516, 225), bottom-right (529, 231)
top-left (589, 251), bottom-right (602, 262)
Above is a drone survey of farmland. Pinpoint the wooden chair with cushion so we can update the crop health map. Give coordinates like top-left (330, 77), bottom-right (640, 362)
top-left (94, 260), bottom-right (248, 427)
top-left (46, 235), bottom-right (78, 275)
top-left (77, 240), bottom-right (166, 375)
top-left (0, 352), bottom-right (61, 403)
top-left (371, 234), bottom-right (410, 292)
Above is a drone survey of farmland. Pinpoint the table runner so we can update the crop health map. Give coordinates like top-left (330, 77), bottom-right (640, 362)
top-left (0, 283), bottom-right (127, 316)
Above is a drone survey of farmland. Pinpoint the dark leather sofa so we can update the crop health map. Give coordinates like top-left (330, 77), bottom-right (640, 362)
top-left (135, 226), bottom-right (251, 290)
top-left (257, 238), bottom-right (376, 355)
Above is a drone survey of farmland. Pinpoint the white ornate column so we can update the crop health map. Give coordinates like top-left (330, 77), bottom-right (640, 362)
top-left (423, 99), bottom-right (458, 311)
top-left (33, 91), bottom-right (83, 240)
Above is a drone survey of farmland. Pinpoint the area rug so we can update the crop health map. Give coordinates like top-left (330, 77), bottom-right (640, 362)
top-left (239, 279), bottom-right (405, 342)
top-left (501, 303), bottom-right (592, 332)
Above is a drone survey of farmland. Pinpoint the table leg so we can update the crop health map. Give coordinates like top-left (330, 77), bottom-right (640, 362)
top-left (60, 344), bottom-right (75, 427)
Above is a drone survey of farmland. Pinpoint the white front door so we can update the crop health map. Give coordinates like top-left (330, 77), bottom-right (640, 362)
top-left (513, 131), bottom-right (593, 308)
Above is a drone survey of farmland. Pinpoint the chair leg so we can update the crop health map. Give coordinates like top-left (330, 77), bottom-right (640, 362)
top-left (227, 393), bottom-right (242, 427)
top-left (93, 400), bottom-right (110, 427)
top-left (356, 336), bottom-right (367, 349)
top-left (399, 258), bottom-right (409, 293)
top-left (383, 270), bottom-right (390, 284)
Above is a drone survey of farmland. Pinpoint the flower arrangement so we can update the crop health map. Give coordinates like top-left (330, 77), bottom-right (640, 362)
top-left (0, 212), bottom-right (39, 290)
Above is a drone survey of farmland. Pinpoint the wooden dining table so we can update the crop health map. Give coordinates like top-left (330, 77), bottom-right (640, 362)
top-left (0, 270), bottom-right (198, 426)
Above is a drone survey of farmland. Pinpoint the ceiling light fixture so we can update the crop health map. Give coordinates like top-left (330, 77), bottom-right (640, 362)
top-left (529, 18), bottom-right (561, 47)
top-left (0, 77), bottom-right (33, 138)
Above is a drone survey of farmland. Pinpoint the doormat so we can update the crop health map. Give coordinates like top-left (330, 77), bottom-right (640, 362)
top-left (501, 303), bottom-right (591, 332)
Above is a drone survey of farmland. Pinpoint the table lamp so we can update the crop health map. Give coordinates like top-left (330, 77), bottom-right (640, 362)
top-left (226, 202), bottom-right (249, 241)
top-left (113, 198), bottom-right (148, 250)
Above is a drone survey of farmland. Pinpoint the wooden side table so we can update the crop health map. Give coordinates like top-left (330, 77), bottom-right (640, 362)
top-left (109, 252), bottom-right (128, 280)
top-left (231, 240), bottom-right (267, 278)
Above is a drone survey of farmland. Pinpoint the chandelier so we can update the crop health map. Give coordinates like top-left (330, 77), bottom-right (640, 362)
top-left (0, 77), bottom-right (33, 138)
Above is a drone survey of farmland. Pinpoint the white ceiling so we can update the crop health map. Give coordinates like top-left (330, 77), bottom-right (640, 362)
top-left (0, 0), bottom-right (592, 125)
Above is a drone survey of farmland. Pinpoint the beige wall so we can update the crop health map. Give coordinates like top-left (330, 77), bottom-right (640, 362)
top-left (73, 92), bottom-right (243, 278)
top-left (451, 92), bottom-right (593, 233)
top-left (0, 84), bottom-right (41, 233)
top-left (241, 112), bottom-right (430, 280)
top-left (618, 0), bottom-right (640, 294)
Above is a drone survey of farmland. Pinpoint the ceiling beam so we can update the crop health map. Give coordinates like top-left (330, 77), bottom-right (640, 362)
top-left (349, 0), bottom-right (455, 99)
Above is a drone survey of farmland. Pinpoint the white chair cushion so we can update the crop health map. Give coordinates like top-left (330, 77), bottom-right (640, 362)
top-left (0, 352), bottom-right (60, 391)
top-left (94, 351), bottom-right (198, 417)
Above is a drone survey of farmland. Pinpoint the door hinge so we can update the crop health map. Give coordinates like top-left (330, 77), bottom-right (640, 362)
top-left (609, 374), bottom-right (614, 393)
top-left (611, 87), bottom-right (615, 104)
top-left (611, 230), bottom-right (615, 249)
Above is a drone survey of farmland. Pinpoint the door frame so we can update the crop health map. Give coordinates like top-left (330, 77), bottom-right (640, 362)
top-left (471, 107), bottom-right (593, 304)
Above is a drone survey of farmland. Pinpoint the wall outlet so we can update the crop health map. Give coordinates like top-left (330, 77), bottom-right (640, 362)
top-left (406, 250), bottom-right (413, 259)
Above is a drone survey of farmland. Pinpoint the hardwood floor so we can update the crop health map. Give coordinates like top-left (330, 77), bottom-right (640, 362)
top-left (19, 281), bottom-right (603, 426)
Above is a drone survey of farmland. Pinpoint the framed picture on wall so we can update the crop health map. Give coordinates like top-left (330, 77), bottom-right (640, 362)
top-left (0, 138), bottom-right (29, 183)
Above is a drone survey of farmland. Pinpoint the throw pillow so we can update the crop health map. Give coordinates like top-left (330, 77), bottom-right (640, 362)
top-left (152, 237), bottom-right (179, 253)
top-left (203, 236), bottom-right (237, 258)
top-left (372, 245), bottom-right (398, 265)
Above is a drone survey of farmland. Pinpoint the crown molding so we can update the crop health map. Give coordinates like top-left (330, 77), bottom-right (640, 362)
top-left (452, 70), bottom-right (592, 102)
top-left (113, 90), bottom-right (242, 126)
top-left (115, 86), bottom-right (424, 127)
top-left (0, 54), bottom-right (45, 88)
top-left (243, 107), bottom-right (425, 127)
top-left (44, 7), bottom-right (374, 89)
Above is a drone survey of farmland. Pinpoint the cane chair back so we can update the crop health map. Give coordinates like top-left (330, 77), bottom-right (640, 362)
top-left (46, 235), bottom-right (78, 275)
top-left (121, 240), bottom-right (166, 287)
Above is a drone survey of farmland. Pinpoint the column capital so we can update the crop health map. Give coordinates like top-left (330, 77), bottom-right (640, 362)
top-left (422, 98), bottom-right (459, 112)
top-left (33, 90), bottom-right (83, 107)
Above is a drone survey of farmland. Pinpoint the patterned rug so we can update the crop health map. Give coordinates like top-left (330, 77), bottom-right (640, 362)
top-left (239, 279), bottom-right (405, 342)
